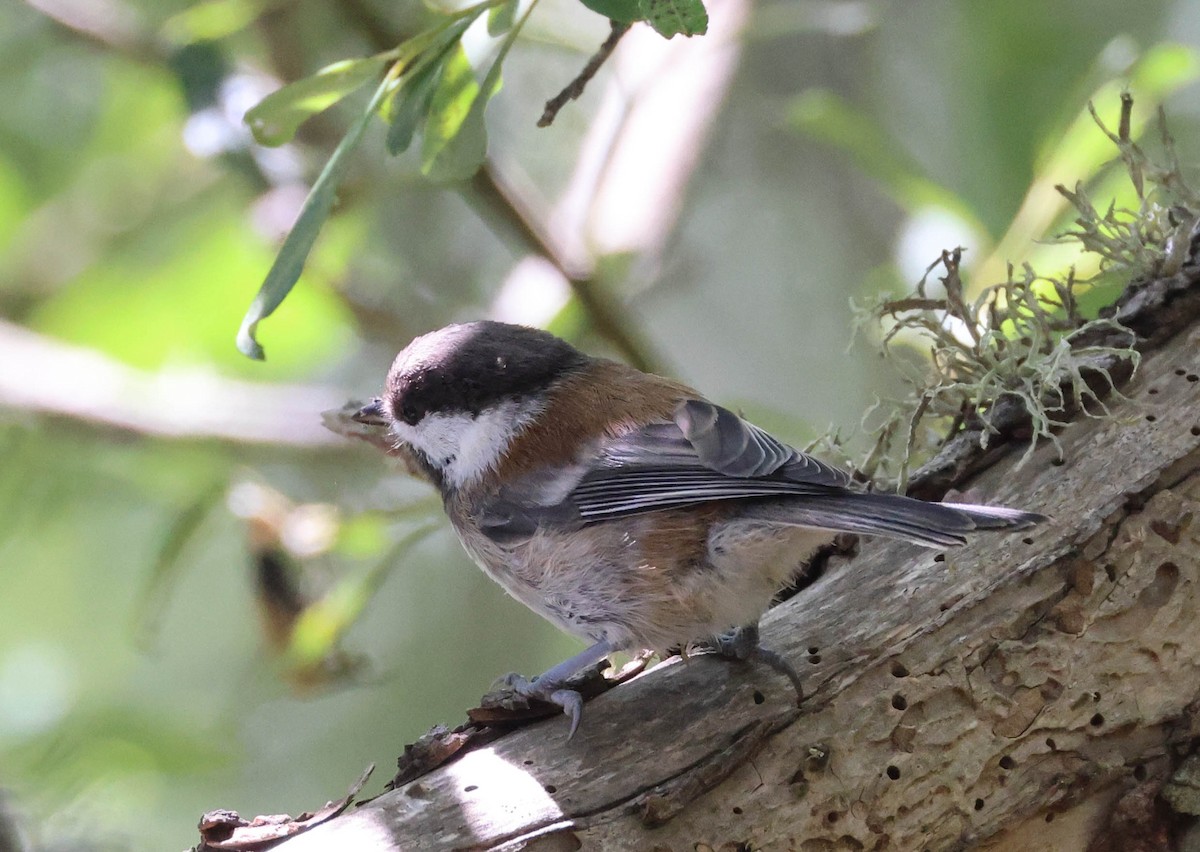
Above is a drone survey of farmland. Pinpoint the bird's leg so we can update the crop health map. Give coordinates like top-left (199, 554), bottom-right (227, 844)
top-left (711, 622), bottom-right (804, 704)
top-left (495, 639), bottom-right (615, 739)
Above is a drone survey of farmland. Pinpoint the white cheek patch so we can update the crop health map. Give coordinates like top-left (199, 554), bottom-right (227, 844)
top-left (391, 400), bottom-right (542, 489)
top-left (390, 414), bottom-right (465, 469)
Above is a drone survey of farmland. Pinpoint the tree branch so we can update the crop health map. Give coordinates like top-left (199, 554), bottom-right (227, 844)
top-left (328, 0), bottom-right (662, 372)
top-left (466, 166), bottom-right (661, 372)
top-left (0, 319), bottom-right (344, 446)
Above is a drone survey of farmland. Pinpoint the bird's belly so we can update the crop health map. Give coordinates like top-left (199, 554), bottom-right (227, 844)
top-left (452, 511), bottom-right (834, 653)
top-left (451, 523), bottom-right (618, 642)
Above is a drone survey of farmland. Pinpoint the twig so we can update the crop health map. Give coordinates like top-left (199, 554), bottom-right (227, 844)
top-left (330, 0), bottom-right (660, 372)
top-left (0, 319), bottom-right (344, 446)
top-left (468, 166), bottom-right (661, 372)
top-left (538, 20), bottom-right (630, 128)
top-left (23, 0), bottom-right (156, 61)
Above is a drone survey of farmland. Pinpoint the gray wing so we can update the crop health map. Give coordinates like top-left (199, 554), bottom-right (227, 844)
top-left (478, 398), bottom-right (1044, 547)
top-left (569, 399), bottom-right (851, 522)
top-left (479, 399), bottom-right (848, 540)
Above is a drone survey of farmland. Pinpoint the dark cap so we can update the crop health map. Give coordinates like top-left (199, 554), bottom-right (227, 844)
top-left (385, 321), bottom-right (589, 425)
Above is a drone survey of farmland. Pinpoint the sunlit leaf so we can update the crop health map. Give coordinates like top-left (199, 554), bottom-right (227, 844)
top-left (638, 0), bottom-right (707, 37)
top-left (246, 56), bottom-right (389, 147)
top-left (420, 2), bottom-right (531, 182)
top-left (578, 0), bottom-right (643, 24)
top-left (161, 0), bottom-right (280, 45)
top-left (380, 18), bottom-right (475, 154)
top-left (420, 45), bottom-right (486, 181)
top-left (971, 42), bottom-right (1200, 293)
top-left (1132, 42), bottom-right (1200, 93)
top-left (284, 523), bottom-right (439, 668)
top-left (386, 13), bottom-right (478, 80)
top-left (335, 513), bottom-right (392, 559)
top-left (238, 79), bottom-right (391, 359)
top-left (0, 155), bottom-right (30, 256)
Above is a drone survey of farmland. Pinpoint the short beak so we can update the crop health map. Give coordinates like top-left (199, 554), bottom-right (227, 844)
top-left (352, 398), bottom-right (386, 426)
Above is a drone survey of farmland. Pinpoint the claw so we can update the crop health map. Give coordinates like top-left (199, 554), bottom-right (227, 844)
top-left (483, 640), bottom-right (614, 738)
top-left (501, 674), bottom-right (585, 738)
top-left (712, 623), bottom-right (804, 704)
top-left (549, 689), bottom-right (583, 739)
top-left (753, 645), bottom-right (805, 704)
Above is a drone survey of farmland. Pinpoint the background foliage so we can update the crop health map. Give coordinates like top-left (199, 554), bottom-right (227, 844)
top-left (2, 0), bottom-right (1199, 849)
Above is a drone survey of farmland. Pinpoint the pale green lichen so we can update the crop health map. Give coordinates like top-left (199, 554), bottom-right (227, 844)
top-left (835, 98), bottom-right (1197, 493)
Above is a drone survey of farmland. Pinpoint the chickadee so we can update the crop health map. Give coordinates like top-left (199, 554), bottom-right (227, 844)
top-left (354, 321), bottom-right (1043, 736)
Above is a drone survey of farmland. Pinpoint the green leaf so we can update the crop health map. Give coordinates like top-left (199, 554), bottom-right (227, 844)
top-left (637, 0), bottom-right (707, 37)
top-left (238, 79), bottom-right (391, 359)
top-left (420, 2), bottom-right (531, 182)
top-left (380, 18), bottom-right (473, 154)
top-left (420, 45), bottom-right (496, 182)
top-left (284, 522), bottom-right (438, 667)
top-left (487, 0), bottom-right (519, 35)
top-left (161, 0), bottom-right (273, 45)
top-left (386, 57), bottom-right (445, 155)
top-left (245, 56), bottom-right (388, 146)
top-left (578, 0), bottom-right (643, 24)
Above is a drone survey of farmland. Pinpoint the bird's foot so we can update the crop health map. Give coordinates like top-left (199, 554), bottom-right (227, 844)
top-left (479, 640), bottom-right (616, 739)
top-left (711, 623), bottom-right (804, 705)
top-left (487, 672), bottom-right (585, 738)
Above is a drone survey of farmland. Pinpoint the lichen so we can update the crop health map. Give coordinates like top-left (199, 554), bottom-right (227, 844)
top-left (836, 96), bottom-right (1197, 492)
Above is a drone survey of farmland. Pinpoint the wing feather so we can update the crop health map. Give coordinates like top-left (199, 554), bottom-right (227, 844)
top-left (567, 399), bottom-right (849, 521)
top-left (478, 398), bottom-right (1044, 546)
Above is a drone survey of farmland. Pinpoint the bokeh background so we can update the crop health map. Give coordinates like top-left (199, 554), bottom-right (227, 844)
top-left (2, 0), bottom-right (1199, 849)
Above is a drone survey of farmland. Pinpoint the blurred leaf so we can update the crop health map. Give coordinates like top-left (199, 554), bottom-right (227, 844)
top-left (31, 189), bottom-right (352, 376)
top-left (1134, 41), bottom-right (1200, 92)
top-left (1034, 45), bottom-right (1199, 181)
top-left (487, 0), bottom-right (519, 35)
top-left (168, 41), bottom-right (230, 112)
top-left (578, 0), bottom-right (643, 24)
top-left (638, 0), bottom-right (708, 37)
top-left (335, 513), bottom-right (391, 559)
top-left (789, 88), bottom-right (979, 224)
top-left (4, 707), bottom-right (236, 781)
top-left (0, 155), bottom-right (29, 257)
top-left (544, 295), bottom-right (588, 341)
top-left (238, 79), bottom-right (390, 360)
top-left (133, 481), bottom-right (226, 648)
top-left (161, 0), bottom-right (283, 45)
top-left (285, 523), bottom-right (439, 669)
top-left (246, 56), bottom-right (390, 147)
top-left (970, 42), bottom-right (1200, 292)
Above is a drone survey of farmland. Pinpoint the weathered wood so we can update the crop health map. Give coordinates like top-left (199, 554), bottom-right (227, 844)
top-left (274, 325), bottom-right (1200, 851)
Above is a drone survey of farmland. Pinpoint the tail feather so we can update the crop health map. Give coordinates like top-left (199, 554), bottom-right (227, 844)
top-left (938, 502), bottom-right (1046, 530)
top-left (744, 492), bottom-right (1045, 549)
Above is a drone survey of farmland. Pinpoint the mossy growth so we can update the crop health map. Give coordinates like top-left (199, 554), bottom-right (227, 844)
top-left (829, 95), bottom-right (1198, 493)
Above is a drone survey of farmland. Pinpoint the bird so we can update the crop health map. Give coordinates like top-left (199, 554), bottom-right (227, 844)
top-left (352, 320), bottom-right (1044, 737)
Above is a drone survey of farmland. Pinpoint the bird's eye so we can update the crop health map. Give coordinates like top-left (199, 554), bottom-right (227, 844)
top-left (395, 398), bottom-right (421, 426)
